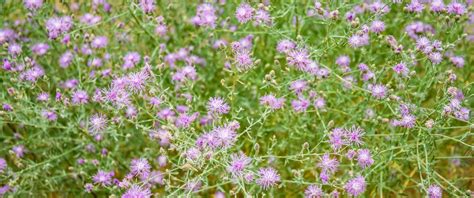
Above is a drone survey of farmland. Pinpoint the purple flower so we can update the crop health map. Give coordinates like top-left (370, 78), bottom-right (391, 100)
top-left (235, 3), bottom-right (254, 23)
top-left (8, 43), bottom-right (22, 56)
top-left (449, 56), bottom-right (465, 68)
top-left (254, 9), bottom-right (271, 26)
top-left (348, 34), bottom-right (369, 48)
top-left (185, 180), bottom-right (202, 192)
top-left (346, 126), bottom-right (365, 145)
top-left (0, 158), bottom-right (6, 173)
top-left (393, 62), bottom-right (409, 76)
top-left (447, 2), bottom-right (466, 15)
top-left (292, 97), bottom-right (310, 112)
top-left (370, 20), bottom-right (385, 33)
top-left (130, 158), bottom-right (151, 177)
top-left (122, 52), bottom-right (141, 69)
top-left (139, 0), bottom-right (155, 13)
top-left (23, 0), bottom-right (43, 10)
top-left (45, 16), bottom-right (73, 39)
top-left (370, 84), bottom-right (388, 99)
top-left (59, 51), bottom-right (74, 68)
top-left (234, 50), bottom-right (254, 70)
top-left (260, 94), bottom-right (285, 110)
top-left (214, 125), bottom-right (237, 148)
top-left (287, 48), bottom-right (311, 70)
top-left (122, 185), bottom-right (151, 198)
top-left (256, 167), bottom-right (280, 189)
top-left (93, 170), bottom-right (113, 186)
top-left (207, 97), bottom-right (230, 115)
top-left (37, 92), bottom-right (50, 102)
top-left (357, 149), bottom-right (374, 168)
top-left (91, 36), bottom-right (108, 48)
top-left (345, 176), bottom-right (366, 197)
top-left (428, 52), bottom-right (443, 64)
top-left (80, 13), bottom-right (101, 25)
top-left (89, 113), bottom-right (107, 134)
top-left (313, 97), bottom-right (326, 109)
top-left (336, 55), bottom-right (350, 67)
top-left (329, 128), bottom-right (345, 151)
top-left (317, 153), bottom-right (339, 173)
top-left (227, 152), bottom-right (252, 175)
top-left (406, 0), bottom-right (424, 13)
top-left (12, 145), bottom-right (26, 158)
top-left (72, 90), bottom-right (89, 104)
top-left (193, 3), bottom-right (217, 28)
top-left (185, 147), bottom-right (201, 160)
top-left (430, 0), bottom-right (445, 12)
top-left (41, 110), bottom-right (57, 121)
top-left (427, 185), bottom-right (442, 198)
top-left (305, 185), bottom-right (323, 198)
top-left (31, 43), bottom-right (49, 56)
top-left (276, 39), bottom-right (296, 53)
top-left (290, 79), bottom-right (308, 94)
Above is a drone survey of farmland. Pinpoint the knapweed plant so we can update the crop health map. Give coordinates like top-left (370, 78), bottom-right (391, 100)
top-left (0, 0), bottom-right (473, 197)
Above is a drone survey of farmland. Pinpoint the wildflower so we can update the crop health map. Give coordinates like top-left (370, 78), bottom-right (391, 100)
top-left (329, 128), bottom-right (345, 151)
top-left (287, 48), bottom-right (311, 70)
top-left (276, 39), bottom-right (296, 53)
top-left (91, 36), bottom-right (108, 48)
top-left (348, 34), bottom-right (369, 48)
top-left (37, 92), bottom-right (50, 102)
top-left (290, 79), bottom-right (308, 94)
top-left (23, 0), bottom-right (43, 10)
top-left (130, 158), bottom-right (151, 177)
top-left (214, 125), bottom-right (237, 148)
top-left (8, 43), bottom-right (22, 57)
top-left (185, 180), bottom-right (202, 192)
top-left (235, 3), bottom-right (254, 23)
top-left (122, 185), bottom-right (151, 198)
top-left (370, 20), bottom-right (385, 33)
top-left (193, 3), bottom-right (217, 28)
top-left (313, 97), bottom-right (326, 109)
top-left (89, 113), bottom-right (107, 134)
top-left (227, 152), bottom-right (252, 175)
top-left (41, 110), bottom-right (57, 121)
top-left (45, 16), bottom-right (73, 39)
top-left (254, 9), bottom-right (271, 26)
top-left (336, 55), bottom-right (350, 67)
top-left (0, 158), bottom-right (6, 173)
top-left (59, 51), bottom-right (74, 68)
top-left (185, 147), bottom-right (201, 160)
top-left (139, 0), bottom-right (155, 13)
top-left (207, 97), bottom-right (230, 115)
top-left (427, 185), bottom-right (442, 198)
top-left (370, 84), bottom-right (388, 99)
top-left (429, 52), bottom-right (443, 64)
top-left (260, 94), bottom-right (285, 110)
top-left (256, 167), bottom-right (280, 189)
top-left (345, 176), bottom-right (366, 197)
top-left (31, 43), bottom-right (49, 56)
top-left (72, 90), bottom-right (89, 104)
top-left (317, 153), bottom-right (339, 173)
top-left (405, 0), bottom-right (424, 13)
top-left (122, 52), bottom-right (141, 69)
top-left (357, 149), bottom-right (374, 168)
top-left (93, 170), bottom-right (113, 186)
top-left (291, 97), bottom-right (310, 112)
top-left (446, 2), bottom-right (466, 15)
top-left (449, 56), bottom-right (465, 68)
top-left (430, 0), bottom-right (445, 12)
top-left (393, 62), bottom-right (409, 76)
top-left (234, 50), bottom-right (254, 70)
top-left (305, 185), bottom-right (323, 198)
top-left (12, 145), bottom-right (26, 158)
